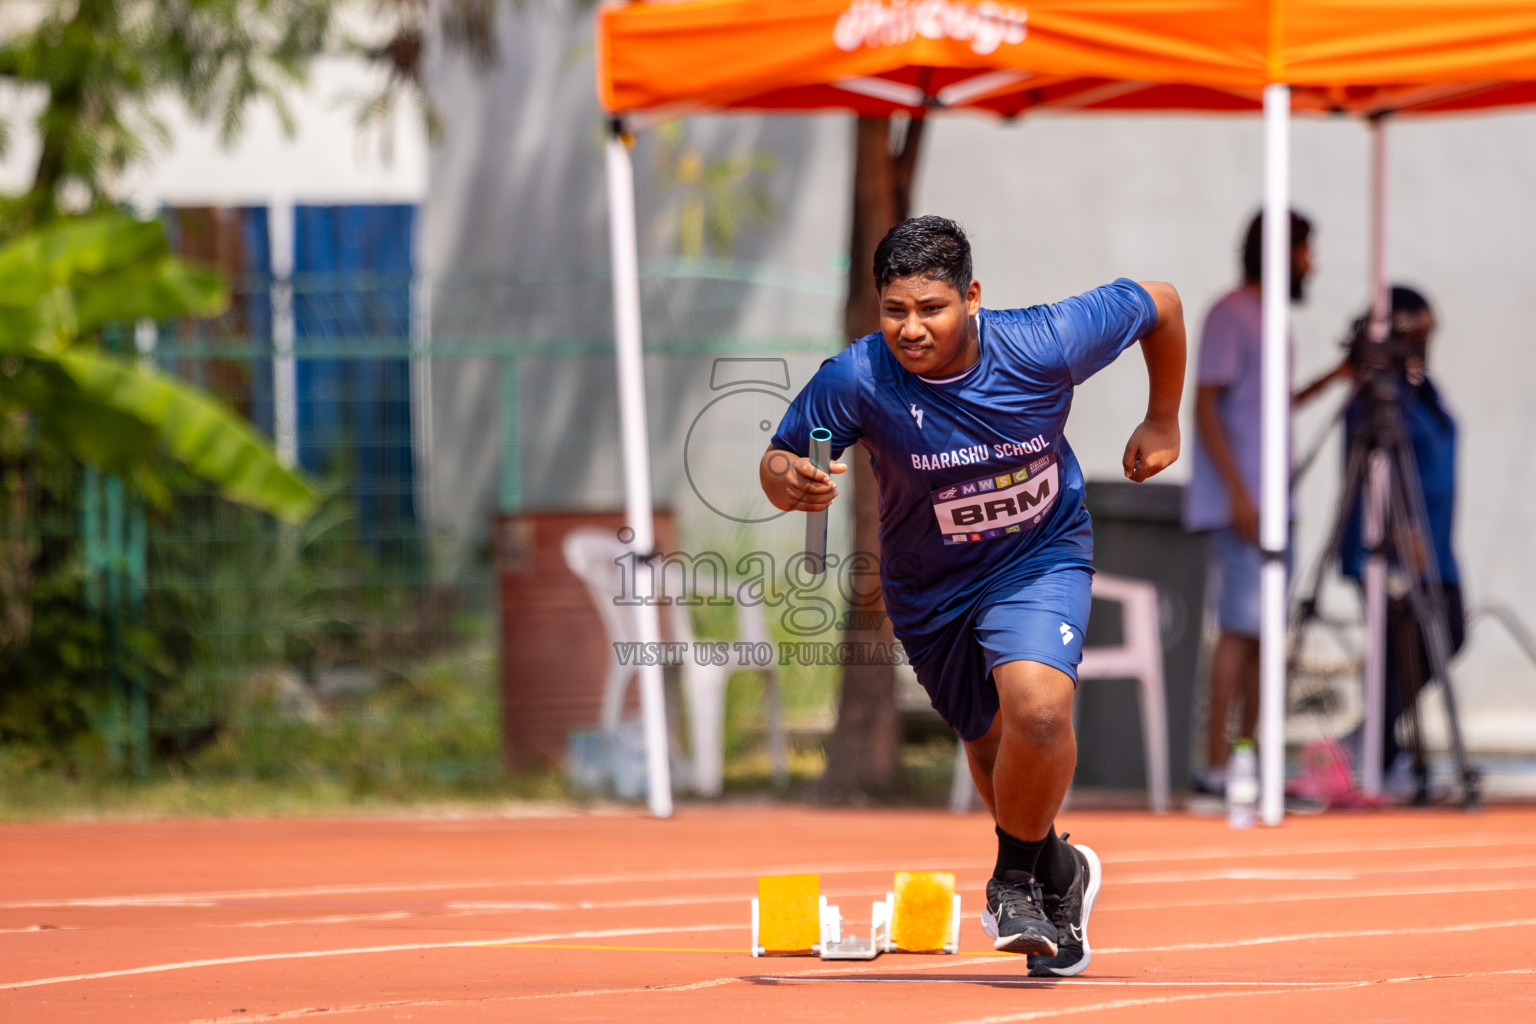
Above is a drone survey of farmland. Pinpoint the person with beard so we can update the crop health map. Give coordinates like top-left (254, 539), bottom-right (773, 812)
top-left (1184, 210), bottom-right (1346, 798)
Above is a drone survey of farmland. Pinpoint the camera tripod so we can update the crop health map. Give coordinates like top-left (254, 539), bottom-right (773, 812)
top-left (1291, 365), bottom-right (1481, 809)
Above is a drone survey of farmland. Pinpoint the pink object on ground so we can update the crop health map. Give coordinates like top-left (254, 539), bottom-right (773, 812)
top-left (1290, 737), bottom-right (1387, 809)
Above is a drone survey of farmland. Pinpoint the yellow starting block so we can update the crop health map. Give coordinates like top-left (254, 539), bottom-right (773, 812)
top-left (750, 870), bottom-right (960, 959)
top-left (751, 874), bottom-right (844, 957)
top-left (877, 871), bottom-right (962, 954)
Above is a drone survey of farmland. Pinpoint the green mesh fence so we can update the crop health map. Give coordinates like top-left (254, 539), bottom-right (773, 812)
top-left (13, 263), bottom-right (844, 784)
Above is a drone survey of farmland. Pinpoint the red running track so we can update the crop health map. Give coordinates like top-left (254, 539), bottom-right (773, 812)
top-left (2, 806), bottom-right (1535, 1022)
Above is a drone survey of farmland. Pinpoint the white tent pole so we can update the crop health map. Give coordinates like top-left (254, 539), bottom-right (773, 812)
top-left (1259, 84), bottom-right (1291, 828)
top-left (605, 120), bottom-right (673, 818)
top-left (1360, 117), bottom-right (1391, 798)
top-left (269, 197), bottom-right (298, 469)
top-left (1367, 118), bottom-right (1391, 331)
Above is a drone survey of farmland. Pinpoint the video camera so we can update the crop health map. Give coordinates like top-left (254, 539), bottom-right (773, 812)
top-left (1343, 308), bottom-right (1430, 385)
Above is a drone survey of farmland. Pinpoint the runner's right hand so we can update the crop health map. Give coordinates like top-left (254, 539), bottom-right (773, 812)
top-left (760, 448), bottom-right (847, 512)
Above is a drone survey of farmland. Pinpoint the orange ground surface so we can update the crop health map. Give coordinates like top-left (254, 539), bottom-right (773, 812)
top-left (2, 805), bottom-right (1534, 1022)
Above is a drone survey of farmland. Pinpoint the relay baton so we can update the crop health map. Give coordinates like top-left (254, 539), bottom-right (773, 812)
top-left (804, 427), bottom-right (833, 575)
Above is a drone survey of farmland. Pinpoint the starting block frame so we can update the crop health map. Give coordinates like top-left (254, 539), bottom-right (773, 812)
top-left (749, 871), bottom-right (960, 960)
top-left (750, 874), bottom-right (848, 957)
top-left (817, 898), bottom-right (887, 960)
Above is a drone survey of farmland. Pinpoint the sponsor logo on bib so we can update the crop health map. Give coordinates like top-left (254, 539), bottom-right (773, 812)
top-left (933, 456), bottom-right (1060, 545)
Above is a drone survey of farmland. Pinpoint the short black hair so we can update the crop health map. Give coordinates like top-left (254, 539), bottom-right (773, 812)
top-left (1378, 285), bottom-right (1434, 338)
top-left (1351, 285), bottom-right (1433, 334)
top-left (873, 216), bottom-right (973, 296)
top-left (1242, 209), bottom-right (1313, 283)
top-left (1389, 285), bottom-right (1431, 319)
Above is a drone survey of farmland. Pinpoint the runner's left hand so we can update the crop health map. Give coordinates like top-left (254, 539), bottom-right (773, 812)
top-left (1122, 418), bottom-right (1180, 482)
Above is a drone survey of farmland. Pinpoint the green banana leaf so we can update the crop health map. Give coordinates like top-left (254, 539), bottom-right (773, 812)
top-left (56, 348), bottom-right (314, 521)
top-left (0, 214), bottom-right (315, 522)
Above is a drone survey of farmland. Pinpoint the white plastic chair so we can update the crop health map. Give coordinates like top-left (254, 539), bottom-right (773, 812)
top-left (949, 571), bottom-right (1170, 814)
top-left (561, 527), bottom-right (787, 797)
top-left (561, 529), bottom-right (650, 732)
top-left (664, 597), bottom-right (788, 796)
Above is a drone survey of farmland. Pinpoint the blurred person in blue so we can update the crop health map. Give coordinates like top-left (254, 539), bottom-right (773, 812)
top-left (760, 216), bottom-right (1186, 977)
top-left (1184, 210), bottom-right (1347, 798)
top-left (1339, 285), bottom-right (1465, 800)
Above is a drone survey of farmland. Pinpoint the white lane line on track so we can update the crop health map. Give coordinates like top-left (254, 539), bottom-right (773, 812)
top-left (760, 977), bottom-right (1363, 987)
top-left (0, 863), bottom-right (912, 910)
top-left (12, 832), bottom-right (1535, 910)
top-left (450, 896), bottom-right (722, 911)
top-left (937, 968), bottom-right (1536, 1024)
top-left (1099, 832), bottom-right (1536, 865)
top-left (446, 885), bottom-right (903, 914)
top-left (216, 908), bottom-right (531, 930)
top-left (1112, 855), bottom-right (1536, 885)
top-left (0, 922), bottom-right (740, 991)
top-left (1097, 916), bottom-right (1536, 954)
top-left (168, 977), bottom-right (744, 1024)
top-left (1108, 878), bottom-right (1536, 911)
top-left (0, 879), bottom-right (508, 910)
top-left (232, 912), bottom-right (418, 928)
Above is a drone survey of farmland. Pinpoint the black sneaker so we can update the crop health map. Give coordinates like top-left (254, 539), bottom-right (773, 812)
top-left (980, 872), bottom-right (1058, 956)
top-left (1027, 841), bottom-right (1101, 977)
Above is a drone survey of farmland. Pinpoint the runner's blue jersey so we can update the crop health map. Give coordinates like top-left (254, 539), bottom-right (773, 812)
top-left (771, 278), bottom-right (1158, 635)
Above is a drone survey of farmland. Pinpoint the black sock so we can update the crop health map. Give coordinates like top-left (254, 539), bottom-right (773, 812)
top-left (993, 825), bottom-right (1049, 882)
top-left (1034, 828), bottom-right (1078, 896)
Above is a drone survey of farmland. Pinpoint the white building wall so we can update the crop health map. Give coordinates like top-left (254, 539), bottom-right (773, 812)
top-left (0, 56), bottom-right (426, 207)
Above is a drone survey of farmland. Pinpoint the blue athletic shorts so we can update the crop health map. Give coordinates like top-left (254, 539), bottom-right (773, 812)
top-left (1210, 527), bottom-right (1261, 638)
top-left (899, 566), bottom-right (1093, 742)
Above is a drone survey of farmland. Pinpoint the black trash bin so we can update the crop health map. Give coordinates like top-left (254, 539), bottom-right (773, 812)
top-left (1075, 480), bottom-right (1208, 794)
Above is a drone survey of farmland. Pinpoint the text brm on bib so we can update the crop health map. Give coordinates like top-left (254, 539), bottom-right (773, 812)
top-left (931, 454), bottom-right (1059, 545)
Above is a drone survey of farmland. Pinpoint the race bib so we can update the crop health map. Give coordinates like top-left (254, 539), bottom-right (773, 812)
top-left (931, 454), bottom-right (1060, 545)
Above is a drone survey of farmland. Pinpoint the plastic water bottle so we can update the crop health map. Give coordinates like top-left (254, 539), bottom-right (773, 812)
top-left (1226, 740), bottom-right (1259, 829)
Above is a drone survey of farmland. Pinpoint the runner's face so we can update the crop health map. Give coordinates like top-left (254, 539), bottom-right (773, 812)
top-left (879, 275), bottom-right (981, 377)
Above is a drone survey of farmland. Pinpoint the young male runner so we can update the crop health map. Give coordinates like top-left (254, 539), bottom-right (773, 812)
top-left (760, 216), bottom-right (1185, 976)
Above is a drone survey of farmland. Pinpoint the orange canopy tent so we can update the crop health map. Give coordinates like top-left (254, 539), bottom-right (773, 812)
top-left (599, 0), bottom-right (1536, 118)
top-left (592, 0), bottom-right (1536, 818)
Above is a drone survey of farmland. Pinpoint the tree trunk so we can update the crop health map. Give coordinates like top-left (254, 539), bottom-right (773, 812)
top-left (16, 0), bottom-right (103, 231)
top-left (818, 115), bottom-right (926, 799)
